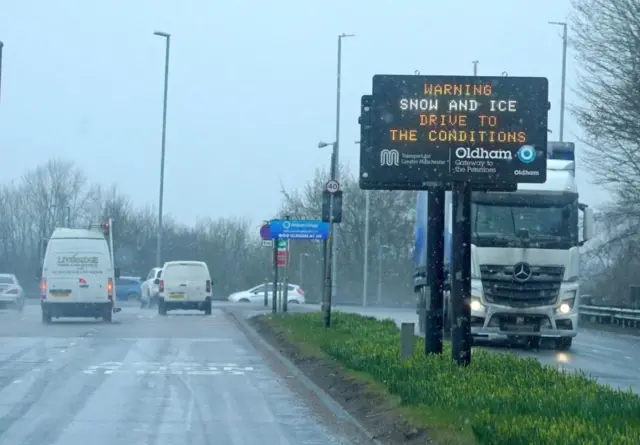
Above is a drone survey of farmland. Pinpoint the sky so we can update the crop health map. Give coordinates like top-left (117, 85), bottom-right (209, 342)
top-left (0, 0), bottom-right (610, 227)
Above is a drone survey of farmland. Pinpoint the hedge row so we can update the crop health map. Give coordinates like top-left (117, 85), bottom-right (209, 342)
top-left (263, 311), bottom-right (640, 445)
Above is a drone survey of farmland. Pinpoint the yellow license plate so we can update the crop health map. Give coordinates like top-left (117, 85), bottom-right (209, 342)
top-left (50, 291), bottom-right (71, 297)
top-left (168, 293), bottom-right (184, 299)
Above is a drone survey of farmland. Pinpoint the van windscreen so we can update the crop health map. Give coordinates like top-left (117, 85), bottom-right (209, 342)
top-left (163, 264), bottom-right (208, 282)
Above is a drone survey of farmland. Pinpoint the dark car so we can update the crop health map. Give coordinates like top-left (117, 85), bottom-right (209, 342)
top-left (116, 277), bottom-right (142, 301)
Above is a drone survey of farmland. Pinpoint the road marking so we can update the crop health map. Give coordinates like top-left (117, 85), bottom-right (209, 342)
top-left (12, 380), bottom-right (21, 384)
top-left (81, 361), bottom-right (256, 376)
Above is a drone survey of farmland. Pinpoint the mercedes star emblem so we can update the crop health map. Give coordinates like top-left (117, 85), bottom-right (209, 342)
top-left (513, 262), bottom-right (532, 282)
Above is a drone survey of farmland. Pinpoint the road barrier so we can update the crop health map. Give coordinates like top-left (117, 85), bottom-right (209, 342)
top-left (579, 304), bottom-right (640, 328)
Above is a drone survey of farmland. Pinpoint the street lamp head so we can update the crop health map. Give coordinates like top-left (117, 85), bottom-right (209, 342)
top-left (154, 31), bottom-right (171, 38)
top-left (548, 21), bottom-right (567, 26)
top-left (339, 33), bottom-right (356, 39)
top-left (318, 141), bottom-right (335, 148)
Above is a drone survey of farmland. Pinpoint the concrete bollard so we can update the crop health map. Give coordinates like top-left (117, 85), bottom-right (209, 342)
top-left (400, 322), bottom-right (415, 359)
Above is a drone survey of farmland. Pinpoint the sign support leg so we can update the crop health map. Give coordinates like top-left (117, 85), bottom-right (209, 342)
top-left (426, 187), bottom-right (445, 355)
top-left (451, 182), bottom-right (472, 366)
top-left (272, 241), bottom-right (279, 314)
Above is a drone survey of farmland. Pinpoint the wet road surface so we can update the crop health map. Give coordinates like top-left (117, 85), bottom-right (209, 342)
top-left (0, 303), bottom-right (356, 445)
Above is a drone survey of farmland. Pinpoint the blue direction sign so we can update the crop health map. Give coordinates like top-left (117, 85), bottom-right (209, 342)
top-left (269, 219), bottom-right (329, 240)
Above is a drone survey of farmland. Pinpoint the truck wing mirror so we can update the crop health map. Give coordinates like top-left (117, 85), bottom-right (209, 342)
top-left (582, 206), bottom-right (594, 241)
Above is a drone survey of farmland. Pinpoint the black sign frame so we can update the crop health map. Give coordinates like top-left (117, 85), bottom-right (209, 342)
top-left (359, 75), bottom-right (549, 191)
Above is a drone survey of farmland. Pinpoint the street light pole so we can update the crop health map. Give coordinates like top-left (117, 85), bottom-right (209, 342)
top-left (331, 32), bottom-right (354, 304)
top-left (154, 31), bottom-right (171, 267)
top-left (549, 21), bottom-right (568, 142)
top-left (0, 41), bottom-right (4, 105)
top-left (377, 243), bottom-right (389, 305)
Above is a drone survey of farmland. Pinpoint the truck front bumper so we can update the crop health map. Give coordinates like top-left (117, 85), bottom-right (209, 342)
top-left (470, 304), bottom-right (578, 339)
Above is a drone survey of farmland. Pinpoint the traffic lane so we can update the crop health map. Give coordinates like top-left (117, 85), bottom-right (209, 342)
top-left (0, 306), bottom-right (355, 445)
top-left (295, 305), bottom-right (640, 394)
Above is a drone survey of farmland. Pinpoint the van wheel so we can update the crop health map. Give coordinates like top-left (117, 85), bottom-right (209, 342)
top-left (42, 311), bottom-right (52, 324)
top-left (158, 300), bottom-right (167, 316)
top-left (103, 309), bottom-right (112, 323)
top-left (203, 299), bottom-right (212, 316)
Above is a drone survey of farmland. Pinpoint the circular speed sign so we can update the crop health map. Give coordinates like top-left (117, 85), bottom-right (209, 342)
top-left (325, 180), bottom-right (340, 194)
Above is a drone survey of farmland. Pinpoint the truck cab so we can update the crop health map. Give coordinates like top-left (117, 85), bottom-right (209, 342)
top-left (415, 142), bottom-right (594, 350)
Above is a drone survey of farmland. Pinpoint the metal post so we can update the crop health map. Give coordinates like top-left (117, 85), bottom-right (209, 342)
top-left (362, 190), bottom-right (370, 307)
top-left (330, 33), bottom-right (354, 303)
top-left (425, 187), bottom-right (445, 355)
top-left (283, 218), bottom-right (290, 313)
top-left (377, 242), bottom-right (383, 305)
top-left (0, 41), bottom-right (4, 106)
top-left (264, 277), bottom-right (268, 307)
top-left (400, 323), bottom-right (415, 359)
top-left (473, 60), bottom-right (479, 76)
top-left (154, 32), bottom-right (171, 267)
top-left (67, 206), bottom-right (71, 227)
top-left (283, 272), bottom-right (289, 313)
top-left (323, 192), bottom-right (335, 327)
top-left (549, 21), bottom-right (568, 141)
top-left (272, 241), bottom-right (279, 314)
top-left (299, 254), bottom-right (303, 287)
top-left (450, 182), bottom-right (472, 366)
top-left (560, 24), bottom-right (567, 142)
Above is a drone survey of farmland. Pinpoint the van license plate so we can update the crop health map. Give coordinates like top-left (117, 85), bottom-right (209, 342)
top-left (50, 291), bottom-right (71, 297)
top-left (168, 293), bottom-right (184, 300)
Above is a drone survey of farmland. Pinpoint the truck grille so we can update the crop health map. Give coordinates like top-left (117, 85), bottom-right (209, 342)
top-left (480, 264), bottom-right (564, 308)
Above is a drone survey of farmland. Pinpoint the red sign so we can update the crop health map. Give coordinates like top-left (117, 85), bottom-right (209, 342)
top-left (276, 250), bottom-right (288, 267)
top-left (259, 224), bottom-right (271, 240)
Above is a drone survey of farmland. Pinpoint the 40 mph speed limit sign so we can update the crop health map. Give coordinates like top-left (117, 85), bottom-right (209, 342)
top-left (325, 180), bottom-right (340, 194)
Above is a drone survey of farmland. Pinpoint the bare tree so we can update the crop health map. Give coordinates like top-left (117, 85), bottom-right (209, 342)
top-left (571, 0), bottom-right (640, 206)
top-left (279, 165), bottom-right (415, 306)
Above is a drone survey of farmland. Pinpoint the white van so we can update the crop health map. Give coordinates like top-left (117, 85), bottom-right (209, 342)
top-left (39, 228), bottom-right (119, 323)
top-left (158, 261), bottom-right (212, 315)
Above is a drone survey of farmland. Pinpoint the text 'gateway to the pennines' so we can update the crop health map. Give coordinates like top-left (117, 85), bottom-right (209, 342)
top-left (390, 82), bottom-right (528, 145)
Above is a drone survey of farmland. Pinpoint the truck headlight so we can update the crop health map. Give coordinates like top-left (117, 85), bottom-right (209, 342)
top-left (470, 297), bottom-right (484, 312)
top-left (556, 290), bottom-right (576, 315)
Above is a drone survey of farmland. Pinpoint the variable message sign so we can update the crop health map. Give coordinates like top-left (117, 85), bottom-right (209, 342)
top-left (359, 75), bottom-right (549, 190)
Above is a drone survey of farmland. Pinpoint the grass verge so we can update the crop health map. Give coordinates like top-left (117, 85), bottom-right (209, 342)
top-left (254, 311), bottom-right (640, 445)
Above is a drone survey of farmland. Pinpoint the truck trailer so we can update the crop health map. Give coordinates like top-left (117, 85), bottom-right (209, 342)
top-left (414, 142), bottom-right (594, 350)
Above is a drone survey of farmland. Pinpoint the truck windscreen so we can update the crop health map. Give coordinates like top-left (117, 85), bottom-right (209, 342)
top-left (471, 202), bottom-right (578, 249)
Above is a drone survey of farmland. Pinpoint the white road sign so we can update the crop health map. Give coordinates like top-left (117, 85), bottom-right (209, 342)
top-left (325, 180), bottom-right (340, 193)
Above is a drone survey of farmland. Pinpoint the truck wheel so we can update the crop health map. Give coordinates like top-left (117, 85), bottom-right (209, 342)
top-left (555, 337), bottom-right (572, 351)
top-left (203, 298), bottom-right (212, 316)
top-left (103, 308), bottom-right (112, 323)
top-left (42, 311), bottom-right (52, 324)
top-left (529, 337), bottom-right (542, 349)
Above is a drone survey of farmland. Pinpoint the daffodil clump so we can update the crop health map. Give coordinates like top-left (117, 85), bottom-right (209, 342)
top-left (263, 311), bottom-right (640, 445)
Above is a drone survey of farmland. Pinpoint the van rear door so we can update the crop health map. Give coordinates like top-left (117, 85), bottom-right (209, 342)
top-left (163, 263), bottom-right (209, 302)
top-left (46, 250), bottom-right (110, 303)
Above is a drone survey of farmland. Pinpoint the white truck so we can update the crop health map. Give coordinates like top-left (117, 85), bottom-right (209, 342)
top-left (414, 142), bottom-right (594, 350)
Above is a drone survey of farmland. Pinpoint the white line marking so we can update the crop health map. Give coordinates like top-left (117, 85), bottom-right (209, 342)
top-left (12, 380), bottom-right (21, 384)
